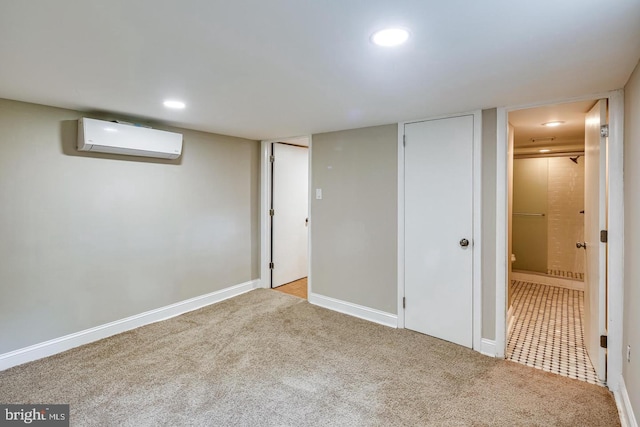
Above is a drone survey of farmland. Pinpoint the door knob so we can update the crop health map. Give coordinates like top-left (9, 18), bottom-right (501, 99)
top-left (576, 242), bottom-right (586, 249)
top-left (459, 238), bottom-right (470, 248)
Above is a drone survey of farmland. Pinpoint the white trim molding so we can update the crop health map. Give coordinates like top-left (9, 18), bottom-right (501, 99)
top-left (0, 280), bottom-right (259, 371)
top-left (396, 123), bottom-right (405, 329)
top-left (507, 305), bottom-right (515, 339)
top-left (307, 136), bottom-right (314, 298)
top-left (309, 292), bottom-right (398, 328)
top-left (472, 111), bottom-right (483, 354)
top-left (495, 107), bottom-right (508, 359)
top-left (480, 338), bottom-right (497, 357)
top-left (615, 375), bottom-right (638, 427)
top-left (259, 139), bottom-right (272, 289)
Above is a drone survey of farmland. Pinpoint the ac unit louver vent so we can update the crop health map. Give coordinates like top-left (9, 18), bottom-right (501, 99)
top-left (77, 118), bottom-right (183, 159)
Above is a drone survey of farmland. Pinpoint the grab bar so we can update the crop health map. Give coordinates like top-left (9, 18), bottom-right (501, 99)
top-left (513, 212), bottom-right (545, 217)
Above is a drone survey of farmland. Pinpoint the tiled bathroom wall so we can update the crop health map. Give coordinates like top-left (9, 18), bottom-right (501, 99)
top-left (547, 157), bottom-right (585, 277)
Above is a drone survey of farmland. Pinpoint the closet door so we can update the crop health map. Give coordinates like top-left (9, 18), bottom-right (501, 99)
top-left (271, 143), bottom-right (309, 287)
top-left (404, 115), bottom-right (474, 348)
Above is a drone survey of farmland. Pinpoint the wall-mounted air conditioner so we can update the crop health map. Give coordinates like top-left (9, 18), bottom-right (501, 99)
top-left (77, 117), bottom-right (183, 159)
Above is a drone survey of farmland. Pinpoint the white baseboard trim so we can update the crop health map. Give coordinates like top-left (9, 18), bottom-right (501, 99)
top-left (512, 271), bottom-right (584, 291)
top-left (507, 304), bottom-right (515, 338)
top-left (480, 338), bottom-right (497, 357)
top-left (0, 279), bottom-right (259, 372)
top-left (308, 292), bottom-right (397, 328)
top-left (615, 375), bottom-right (638, 427)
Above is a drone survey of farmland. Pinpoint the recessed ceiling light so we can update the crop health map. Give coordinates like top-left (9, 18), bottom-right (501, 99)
top-left (539, 149), bottom-right (551, 153)
top-left (542, 121), bottom-right (564, 127)
top-left (163, 100), bottom-right (186, 109)
top-left (371, 28), bottom-right (410, 47)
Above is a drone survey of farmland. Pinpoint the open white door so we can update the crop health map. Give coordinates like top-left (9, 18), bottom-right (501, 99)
top-left (583, 99), bottom-right (607, 381)
top-left (271, 143), bottom-right (309, 288)
top-left (404, 115), bottom-right (474, 348)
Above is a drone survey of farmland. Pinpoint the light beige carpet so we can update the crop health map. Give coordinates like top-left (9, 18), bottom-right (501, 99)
top-left (0, 289), bottom-right (619, 426)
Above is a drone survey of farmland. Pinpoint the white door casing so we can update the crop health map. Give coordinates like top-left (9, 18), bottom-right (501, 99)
top-left (404, 115), bottom-right (475, 348)
top-left (481, 90), bottom-right (625, 393)
top-left (583, 99), bottom-right (607, 381)
top-left (271, 143), bottom-right (309, 287)
top-left (495, 91), bottom-right (623, 391)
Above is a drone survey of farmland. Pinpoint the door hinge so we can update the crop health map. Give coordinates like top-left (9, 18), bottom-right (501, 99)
top-left (403, 297), bottom-right (406, 309)
top-left (600, 335), bottom-right (608, 349)
top-left (269, 209), bottom-right (274, 217)
top-left (269, 262), bottom-right (274, 269)
top-left (269, 155), bottom-right (275, 163)
top-left (600, 124), bottom-right (609, 138)
top-left (600, 230), bottom-right (608, 243)
top-left (403, 134), bottom-right (406, 147)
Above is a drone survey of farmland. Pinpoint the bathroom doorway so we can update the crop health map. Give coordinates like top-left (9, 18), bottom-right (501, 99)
top-left (506, 100), bottom-right (603, 385)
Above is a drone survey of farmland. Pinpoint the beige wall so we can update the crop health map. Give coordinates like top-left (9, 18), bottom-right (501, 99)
top-left (311, 112), bottom-right (500, 338)
top-left (481, 109), bottom-right (497, 339)
top-left (0, 98), bottom-right (259, 354)
top-left (623, 59), bottom-right (640, 421)
top-left (310, 125), bottom-right (397, 314)
top-left (0, 99), bottom-right (557, 358)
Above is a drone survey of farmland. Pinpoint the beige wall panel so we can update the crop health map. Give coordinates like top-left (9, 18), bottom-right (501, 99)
top-left (623, 59), bottom-right (640, 422)
top-left (311, 124), bottom-right (397, 314)
top-left (0, 98), bottom-right (259, 353)
top-left (481, 109), bottom-right (497, 339)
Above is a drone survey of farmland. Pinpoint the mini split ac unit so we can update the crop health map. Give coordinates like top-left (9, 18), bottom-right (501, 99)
top-left (77, 117), bottom-right (183, 159)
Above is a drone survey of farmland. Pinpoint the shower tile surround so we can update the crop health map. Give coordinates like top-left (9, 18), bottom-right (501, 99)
top-left (547, 157), bottom-right (585, 276)
top-left (512, 156), bottom-right (585, 276)
top-left (507, 280), bottom-right (601, 386)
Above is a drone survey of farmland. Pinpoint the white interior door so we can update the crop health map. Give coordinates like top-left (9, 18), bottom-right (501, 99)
top-left (271, 143), bottom-right (309, 288)
top-left (584, 100), bottom-right (607, 381)
top-left (404, 115), bottom-right (474, 348)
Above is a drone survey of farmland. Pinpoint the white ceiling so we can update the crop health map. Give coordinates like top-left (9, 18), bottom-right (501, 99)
top-left (1, 1), bottom-right (639, 140)
top-left (510, 100), bottom-right (596, 155)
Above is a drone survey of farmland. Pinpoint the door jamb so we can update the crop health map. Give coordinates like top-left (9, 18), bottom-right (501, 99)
top-left (495, 90), bottom-right (624, 392)
top-left (259, 136), bottom-right (312, 292)
top-left (397, 110), bottom-right (483, 351)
